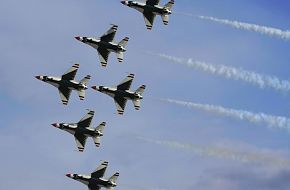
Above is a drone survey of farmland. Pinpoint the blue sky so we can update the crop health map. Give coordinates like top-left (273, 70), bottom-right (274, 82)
top-left (1, 0), bottom-right (290, 189)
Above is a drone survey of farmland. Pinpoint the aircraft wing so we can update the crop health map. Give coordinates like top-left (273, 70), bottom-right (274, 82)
top-left (62, 64), bottom-right (79, 81)
top-left (143, 11), bottom-right (156, 30)
top-left (97, 47), bottom-right (110, 67)
top-left (88, 187), bottom-right (100, 190)
top-left (91, 161), bottom-right (109, 179)
top-left (58, 87), bottom-right (72, 105)
top-left (78, 110), bottom-right (95, 128)
top-left (100, 25), bottom-right (118, 42)
top-left (117, 73), bottom-right (134, 91)
top-left (114, 96), bottom-right (128, 115)
top-left (74, 133), bottom-right (88, 152)
top-left (146, 0), bottom-right (160, 6)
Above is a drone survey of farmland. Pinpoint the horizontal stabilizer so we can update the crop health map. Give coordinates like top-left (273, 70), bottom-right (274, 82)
top-left (118, 37), bottom-right (129, 47)
top-left (133, 100), bottom-right (141, 110)
top-left (109, 172), bottom-right (119, 184)
top-left (95, 122), bottom-right (106, 133)
top-left (164, 0), bottom-right (174, 10)
top-left (80, 75), bottom-right (91, 85)
top-left (162, 15), bottom-right (169, 25)
top-left (116, 52), bottom-right (124, 63)
top-left (78, 90), bottom-right (86, 100)
top-left (135, 85), bottom-right (146, 95)
top-left (93, 137), bottom-right (101, 147)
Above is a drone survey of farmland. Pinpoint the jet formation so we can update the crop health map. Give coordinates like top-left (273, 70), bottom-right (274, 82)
top-left (35, 64), bottom-right (90, 105)
top-left (75, 24), bottom-right (129, 67)
top-left (52, 110), bottom-right (106, 152)
top-left (121, 0), bottom-right (175, 30)
top-left (34, 1), bottom-right (176, 189)
top-left (66, 161), bottom-right (119, 190)
top-left (92, 73), bottom-right (146, 115)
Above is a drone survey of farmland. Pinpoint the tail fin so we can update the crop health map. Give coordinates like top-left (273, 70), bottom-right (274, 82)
top-left (80, 75), bottom-right (91, 85)
top-left (164, 0), bottom-right (174, 10)
top-left (109, 172), bottom-right (119, 184)
top-left (118, 37), bottom-right (129, 47)
top-left (135, 85), bottom-right (146, 95)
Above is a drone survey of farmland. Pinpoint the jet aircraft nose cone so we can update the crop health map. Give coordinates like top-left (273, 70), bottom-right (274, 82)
top-left (91, 86), bottom-right (99, 91)
top-left (121, 1), bottom-right (126, 5)
top-left (51, 123), bottom-right (60, 128)
top-left (35, 76), bottom-right (41, 80)
top-left (75, 36), bottom-right (81, 41)
top-left (66, 173), bottom-right (72, 178)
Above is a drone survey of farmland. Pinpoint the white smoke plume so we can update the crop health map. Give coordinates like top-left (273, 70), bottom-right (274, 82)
top-left (137, 136), bottom-right (290, 169)
top-left (155, 53), bottom-right (290, 93)
top-left (179, 12), bottom-right (290, 40)
top-left (161, 98), bottom-right (290, 131)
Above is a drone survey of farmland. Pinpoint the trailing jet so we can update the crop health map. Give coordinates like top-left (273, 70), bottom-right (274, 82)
top-left (91, 73), bottom-right (146, 115)
top-left (75, 24), bottom-right (129, 67)
top-left (52, 110), bottom-right (106, 152)
top-left (66, 161), bottom-right (119, 190)
top-left (35, 64), bottom-right (90, 105)
top-left (121, 0), bottom-right (175, 30)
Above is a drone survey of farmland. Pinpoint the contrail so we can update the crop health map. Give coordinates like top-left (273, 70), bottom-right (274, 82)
top-left (137, 136), bottom-right (290, 169)
top-left (180, 12), bottom-right (290, 40)
top-left (161, 98), bottom-right (290, 131)
top-left (154, 53), bottom-right (290, 93)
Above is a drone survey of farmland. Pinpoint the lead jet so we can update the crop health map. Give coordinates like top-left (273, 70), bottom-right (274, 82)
top-left (66, 161), bottom-right (119, 190)
top-left (121, 0), bottom-right (175, 30)
top-left (35, 64), bottom-right (90, 105)
top-left (75, 24), bottom-right (129, 67)
top-left (91, 73), bottom-right (146, 115)
top-left (52, 110), bottom-right (106, 152)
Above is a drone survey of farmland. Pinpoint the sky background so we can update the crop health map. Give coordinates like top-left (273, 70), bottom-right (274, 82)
top-left (1, 0), bottom-right (290, 189)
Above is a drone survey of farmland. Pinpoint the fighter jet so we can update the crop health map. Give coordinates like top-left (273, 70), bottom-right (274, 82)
top-left (121, 0), bottom-right (175, 30)
top-left (52, 110), bottom-right (106, 152)
top-left (75, 24), bottom-right (129, 67)
top-left (35, 64), bottom-right (90, 105)
top-left (91, 73), bottom-right (146, 115)
top-left (66, 161), bottom-right (119, 190)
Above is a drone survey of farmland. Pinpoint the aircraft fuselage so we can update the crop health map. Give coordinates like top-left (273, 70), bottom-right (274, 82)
top-left (127, 2), bottom-right (171, 15)
top-left (82, 38), bottom-right (126, 53)
top-left (58, 123), bottom-right (102, 137)
top-left (98, 86), bottom-right (143, 100)
top-left (39, 76), bottom-right (87, 91)
top-left (71, 175), bottom-right (116, 190)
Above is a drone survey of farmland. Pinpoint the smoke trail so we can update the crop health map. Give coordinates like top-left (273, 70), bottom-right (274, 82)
top-left (161, 98), bottom-right (290, 131)
top-left (137, 136), bottom-right (290, 169)
top-left (180, 12), bottom-right (290, 40)
top-left (154, 53), bottom-right (290, 93)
